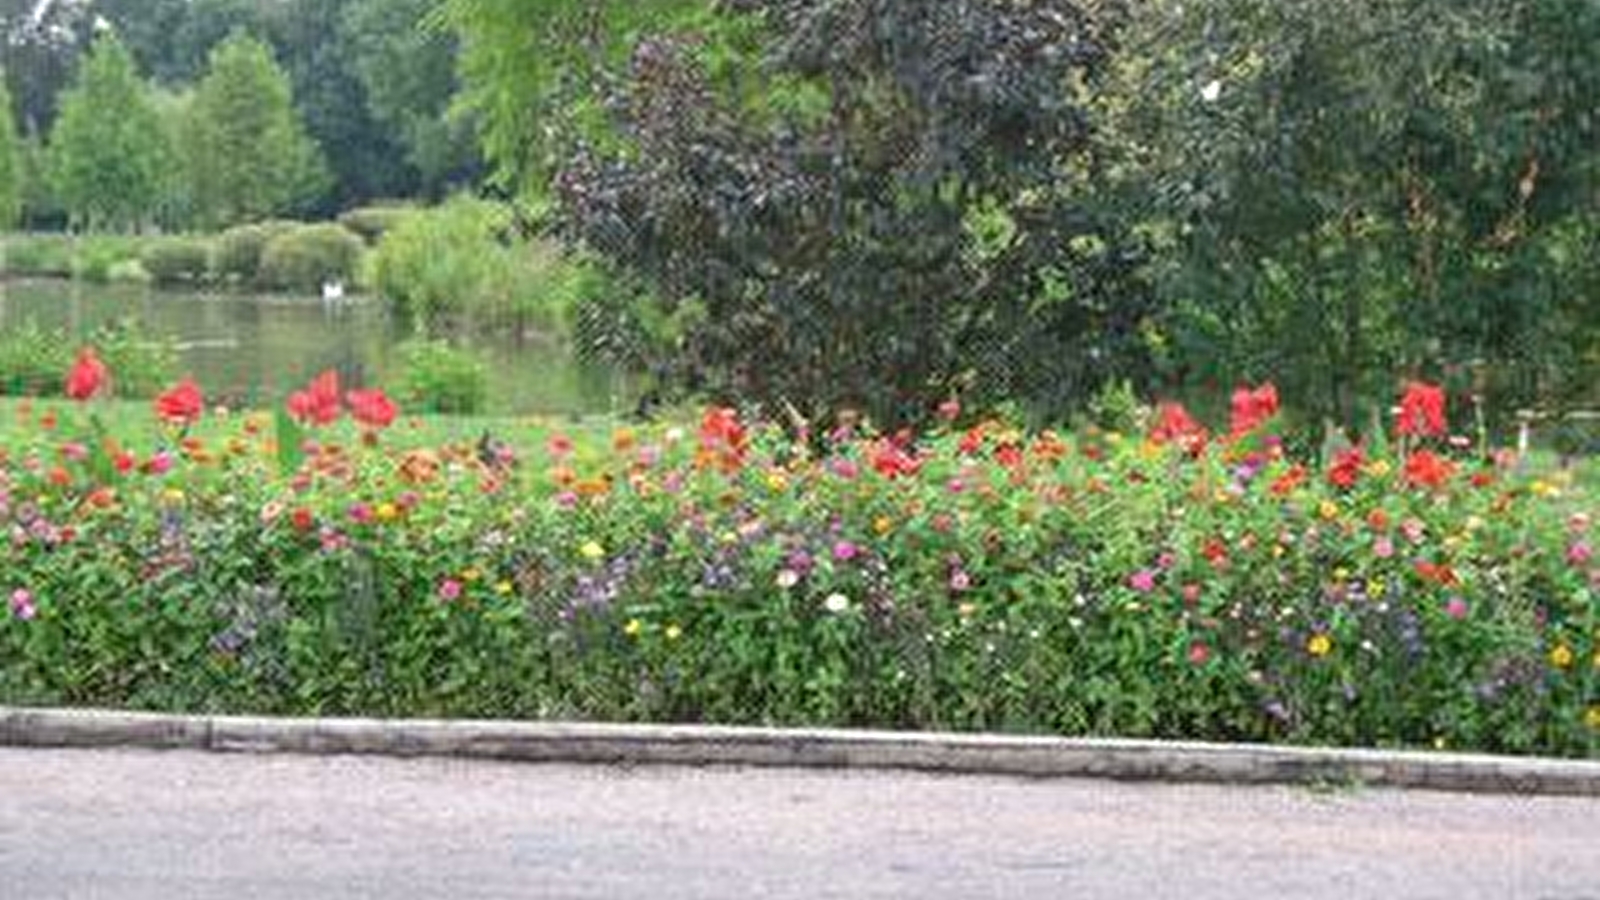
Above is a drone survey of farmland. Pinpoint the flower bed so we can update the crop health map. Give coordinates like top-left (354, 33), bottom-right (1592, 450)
top-left (1, 360), bottom-right (1596, 757)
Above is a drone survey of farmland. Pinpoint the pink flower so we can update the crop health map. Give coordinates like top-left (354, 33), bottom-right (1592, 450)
top-left (1374, 537), bottom-right (1395, 559)
top-left (1157, 552), bottom-right (1176, 570)
top-left (947, 478), bottom-right (966, 494)
top-left (347, 503), bottom-right (374, 525)
top-left (1181, 583), bottom-right (1202, 606)
top-left (1129, 569), bottom-right (1157, 593)
top-left (9, 588), bottom-right (36, 620)
top-left (950, 569), bottom-right (971, 592)
top-left (937, 398), bottom-right (961, 422)
top-left (1570, 542), bottom-right (1593, 567)
top-left (1187, 640), bottom-right (1211, 666)
top-left (555, 491), bottom-right (579, 509)
top-left (143, 451), bottom-right (174, 476)
top-left (829, 458), bottom-right (859, 480)
top-left (1444, 597), bottom-right (1469, 620)
top-left (438, 579), bottom-right (463, 602)
top-left (1401, 518), bottom-right (1427, 544)
top-left (833, 540), bottom-right (859, 562)
top-left (60, 442), bottom-right (89, 463)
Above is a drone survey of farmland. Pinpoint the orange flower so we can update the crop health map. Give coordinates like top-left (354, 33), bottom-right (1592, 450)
top-left (1403, 449), bottom-right (1456, 489)
top-left (397, 449), bottom-right (441, 485)
top-left (1270, 464), bottom-right (1308, 497)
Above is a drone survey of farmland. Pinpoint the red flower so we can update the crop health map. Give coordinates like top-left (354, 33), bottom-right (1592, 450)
top-left (291, 507), bottom-right (315, 532)
top-left (958, 426), bottom-right (986, 456)
top-left (287, 370), bottom-right (342, 426)
top-left (154, 378), bottom-right (204, 426)
top-left (1187, 640), bottom-right (1212, 666)
top-left (994, 443), bottom-right (1025, 469)
top-left (64, 348), bottom-right (109, 401)
top-left (1229, 382), bottom-right (1279, 436)
top-left (1403, 449), bottom-right (1456, 489)
top-left (1327, 446), bottom-right (1365, 490)
top-left (1396, 381), bottom-right (1446, 437)
top-left (699, 407), bottom-right (747, 471)
top-left (1414, 560), bottom-right (1459, 587)
top-left (870, 441), bottom-right (922, 479)
top-left (1150, 401), bottom-right (1208, 455)
top-left (346, 388), bottom-right (397, 430)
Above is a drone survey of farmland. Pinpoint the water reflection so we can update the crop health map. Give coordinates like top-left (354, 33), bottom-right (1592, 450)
top-left (0, 278), bottom-right (623, 414)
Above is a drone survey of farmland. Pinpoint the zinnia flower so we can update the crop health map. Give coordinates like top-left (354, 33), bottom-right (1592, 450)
top-left (1150, 401), bottom-right (1207, 455)
top-left (64, 348), bottom-right (109, 401)
top-left (1403, 449), bottom-right (1455, 489)
top-left (1128, 569), bottom-right (1157, 592)
top-left (9, 588), bottom-right (36, 620)
top-left (154, 378), bottom-right (205, 426)
top-left (287, 370), bottom-right (342, 426)
top-left (346, 388), bottom-right (397, 430)
top-left (823, 593), bottom-right (850, 614)
top-left (1327, 446), bottom-right (1364, 489)
top-left (1396, 381), bottom-right (1447, 437)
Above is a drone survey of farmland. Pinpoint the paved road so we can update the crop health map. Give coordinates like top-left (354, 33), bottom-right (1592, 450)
top-left (1, 748), bottom-right (1596, 900)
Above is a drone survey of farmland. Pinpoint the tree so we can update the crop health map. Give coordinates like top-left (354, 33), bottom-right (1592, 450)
top-left (0, 71), bottom-right (20, 229)
top-left (47, 31), bottom-right (166, 230)
top-left (452, 0), bottom-right (1149, 425)
top-left (186, 31), bottom-right (328, 227)
top-left (1119, 0), bottom-right (1600, 429)
top-left (342, 0), bottom-right (479, 197)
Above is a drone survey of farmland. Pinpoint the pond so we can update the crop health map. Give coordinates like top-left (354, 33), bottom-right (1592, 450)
top-left (0, 278), bottom-right (626, 415)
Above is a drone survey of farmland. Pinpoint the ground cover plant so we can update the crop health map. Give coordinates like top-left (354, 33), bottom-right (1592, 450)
top-left (0, 354), bottom-right (1595, 757)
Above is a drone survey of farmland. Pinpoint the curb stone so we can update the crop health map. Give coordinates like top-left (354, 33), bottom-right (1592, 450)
top-left (3, 706), bottom-right (1598, 796)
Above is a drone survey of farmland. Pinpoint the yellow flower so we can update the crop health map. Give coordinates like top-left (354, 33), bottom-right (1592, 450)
top-left (1531, 480), bottom-right (1562, 499)
top-left (1432, 736), bottom-right (1448, 751)
top-left (161, 488), bottom-right (186, 506)
top-left (1548, 643), bottom-right (1574, 670)
top-left (461, 567), bottom-right (482, 583)
top-left (1318, 500), bottom-right (1340, 521)
top-left (1212, 489), bottom-right (1232, 505)
top-left (1333, 567), bottom-right (1350, 582)
top-left (494, 580), bottom-right (513, 596)
top-left (580, 541), bottom-right (605, 561)
top-left (765, 471), bottom-right (789, 492)
top-left (665, 623), bottom-right (683, 641)
top-left (873, 516), bottom-right (893, 536)
top-left (623, 618), bottom-right (643, 638)
top-left (1367, 578), bottom-right (1386, 598)
top-left (1306, 633), bottom-right (1333, 657)
top-left (1271, 545), bottom-right (1285, 558)
top-left (1365, 459), bottom-right (1392, 478)
top-left (1586, 706), bottom-right (1600, 731)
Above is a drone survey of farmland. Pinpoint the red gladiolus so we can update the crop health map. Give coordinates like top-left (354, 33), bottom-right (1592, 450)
top-left (154, 378), bottom-right (204, 426)
top-left (346, 388), bottom-right (398, 430)
top-left (64, 348), bottom-right (109, 401)
top-left (1403, 449), bottom-right (1456, 489)
top-left (1396, 381), bottom-right (1446, 437)
top-left (1327, 446), bottom-right (1365, 490)
top-left (1229, 383), bottom-right (1279, 436)
top-left (287, 370), bottom-right (342, 426)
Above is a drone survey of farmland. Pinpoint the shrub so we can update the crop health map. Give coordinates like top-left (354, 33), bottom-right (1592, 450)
top-left (258, 223), bottom-right (365, 292)
top-left (71, 235), bottom-right (140, 285)
top-left (140, 237), bottom-right (213, 286)
top-left (338, 203), bottom-right (417, 244)
top-left (0, 320), bottom-right (70, 395)
top-left (372, 196), bottom-right (587, 337)
top-left (1, 234), bottom-right (76, 277)
top-left (392, 338), bottom-right (489, 414)
top-left (93, 319), bottom-right (178, 398)
top-left (106, 259), bottom-right (152, 284)
top-left (214, 221), bottom-right (297, 284)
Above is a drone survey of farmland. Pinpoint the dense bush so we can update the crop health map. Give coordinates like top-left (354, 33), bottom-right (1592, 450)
top-left (371, 196), bottom-right (583, 336)
top-left (258, 223), bottom-right (365, 292)
top-left (391, 337), bottom-right (490, 414)
top-left (338, 203), bottom-right (417, 244)
top-left (213, 221), bottom-right (297, 284)
top-left (0, 374), bottom-right (1595, 754)
top-left (140, 237), bottom-right (214, 286)
top-left (1, 234), bottom-right (77, 278)
top-left (0, 321), bottom-right (70, 395)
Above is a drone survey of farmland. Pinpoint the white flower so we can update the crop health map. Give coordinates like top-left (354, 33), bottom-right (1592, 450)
top-left (664, 427), bottom-right (686, 444)
top-left (776, 569), bottom-right (800, 589)
top-left (1201, 79), bottom-right (1222, 103)
top-left (823, 592), bottom-right (850, 614)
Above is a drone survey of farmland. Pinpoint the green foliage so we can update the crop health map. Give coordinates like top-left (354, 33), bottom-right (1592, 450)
top-left (46, 33), bottom-right (168, 231)
top-left (371, 196), bottom-right (582, 335)
top-left (213, 220), bottom-right (297, 283)
top-left (0, 321), bottom-right (69, 395)
top-left (140, 237), bottom-right (215, 286)
top-left (257, 223), bottom-right (364, 292)
top-left (0, 73), bottom-right (20, 230)
top-left (338, 203), bottom-right (418, 244)
top-left (0, 319), bottom-right (175, 398)
top-left (185, 32), bottom-right (330, 228)
top-left (392, 337), bottom-right (489, 413)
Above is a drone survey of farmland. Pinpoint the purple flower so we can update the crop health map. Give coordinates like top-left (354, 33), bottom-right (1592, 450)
top-left (9, 588), bottom-right (35, 620)
top-left (1128, 569), bottom-right (1157, 593)
top-left (833, 540), bottom-right (859, 562)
